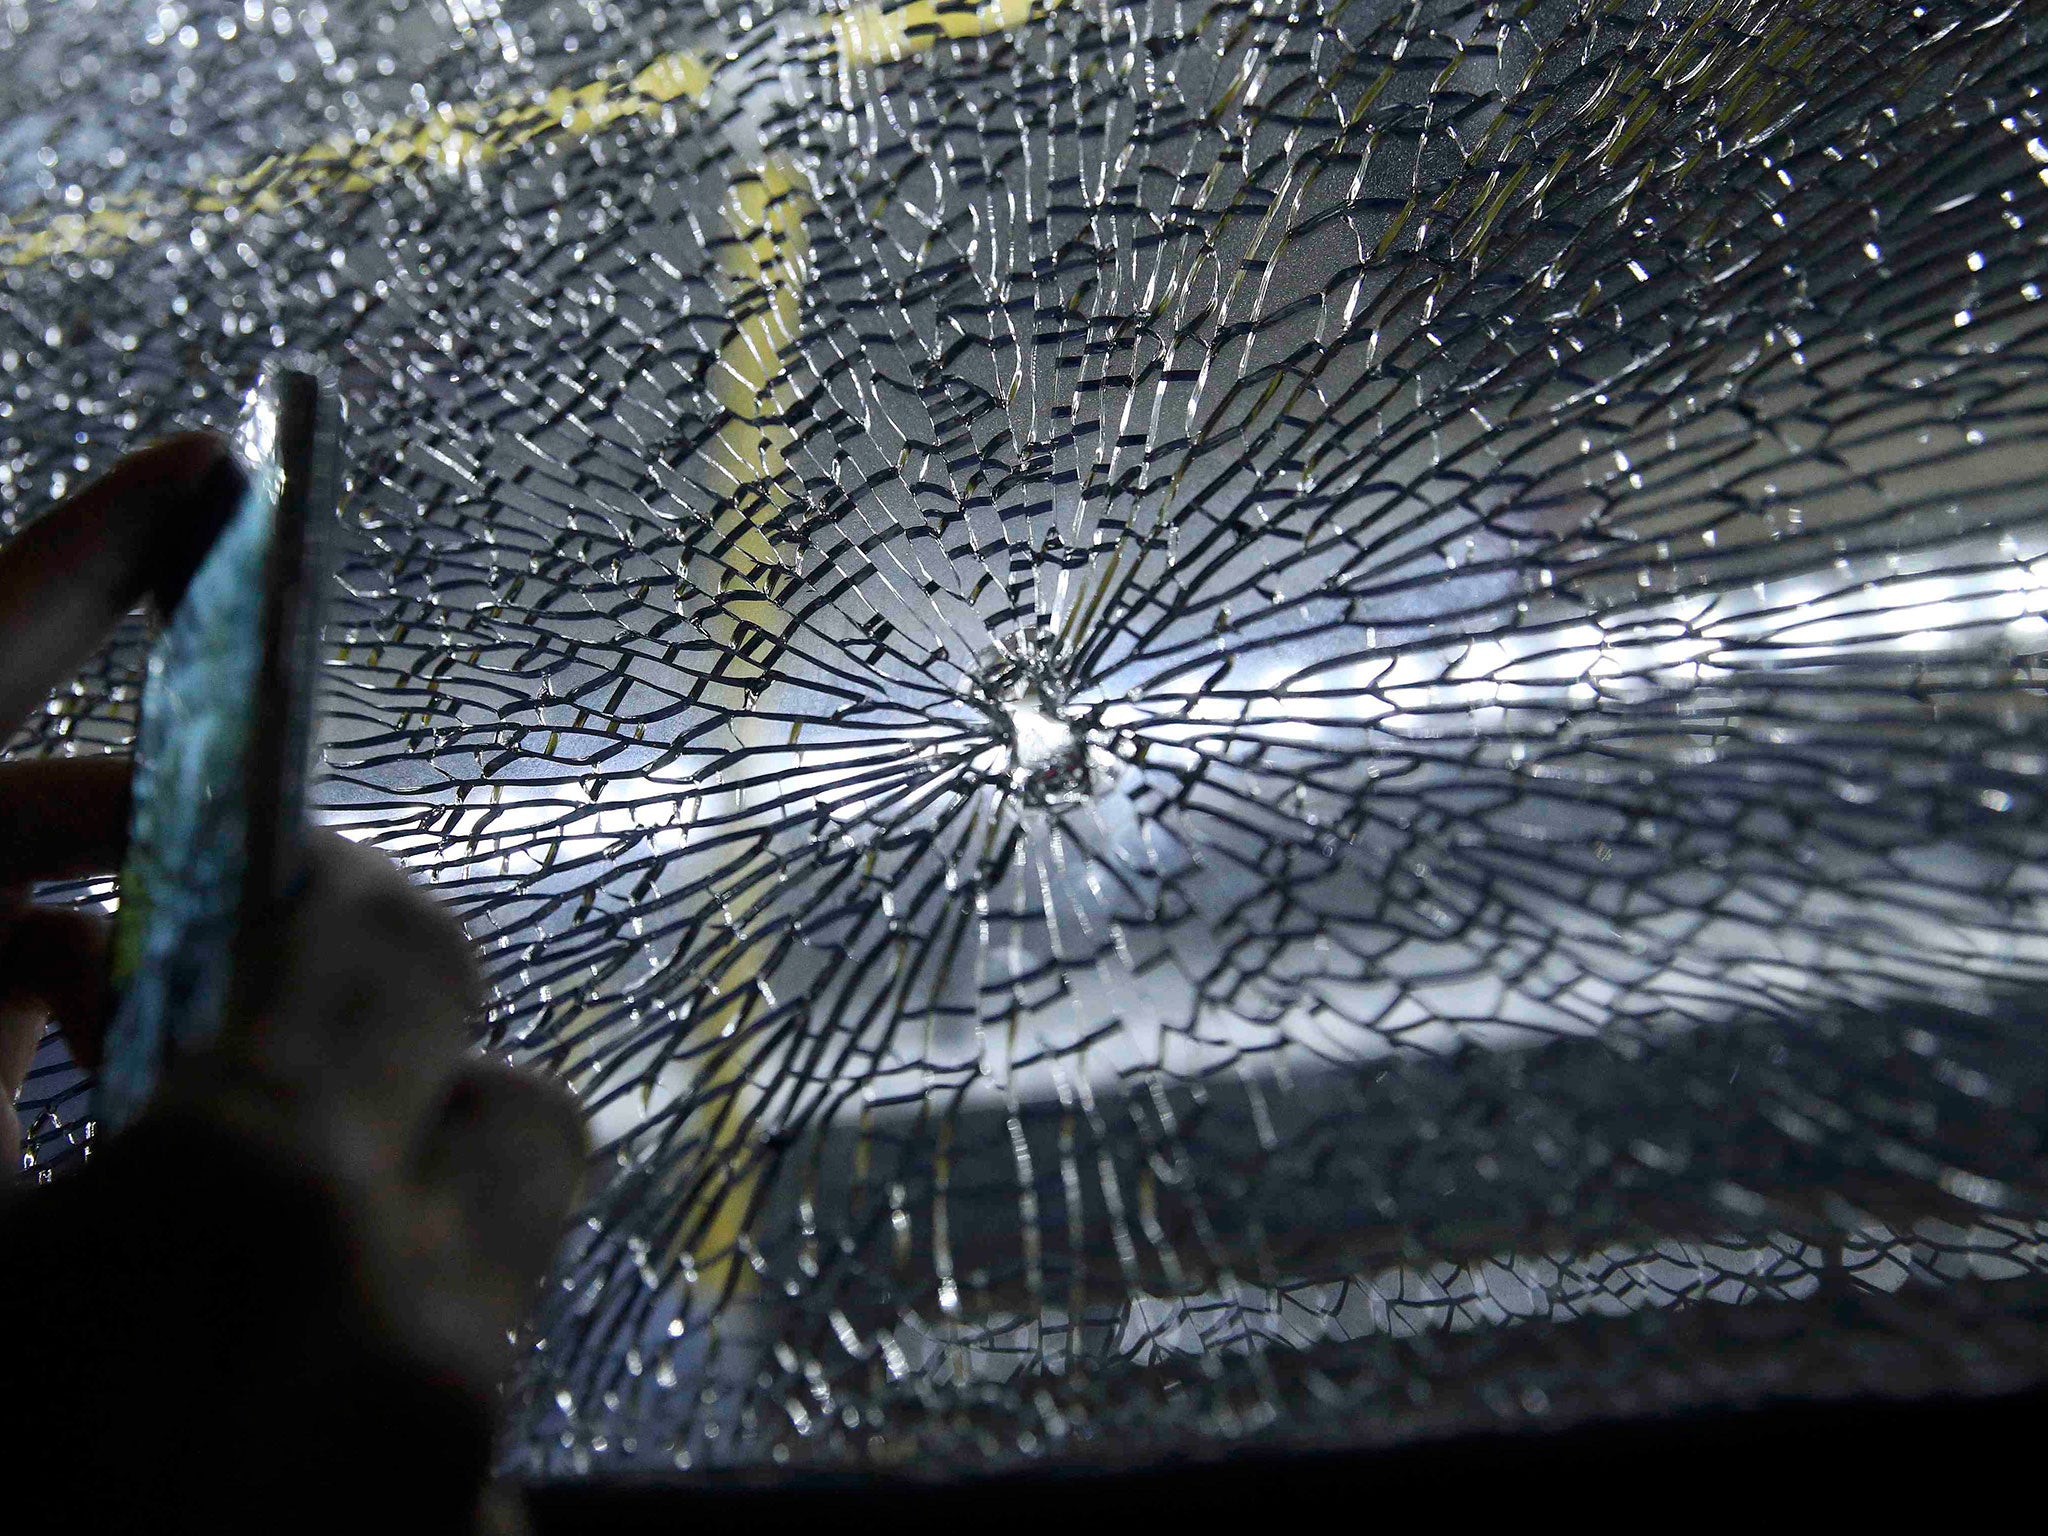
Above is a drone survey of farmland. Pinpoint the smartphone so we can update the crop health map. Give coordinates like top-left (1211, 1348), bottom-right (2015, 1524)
top-left (96, 365), bottom-right (341, 1132)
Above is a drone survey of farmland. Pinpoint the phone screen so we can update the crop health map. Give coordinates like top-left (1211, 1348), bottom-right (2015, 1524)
top-left (97, 367), bottom-right (340, 1131)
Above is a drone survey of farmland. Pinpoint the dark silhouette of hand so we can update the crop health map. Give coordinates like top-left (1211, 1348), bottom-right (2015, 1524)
top-left (0, 437), bottom-right (587, 1531)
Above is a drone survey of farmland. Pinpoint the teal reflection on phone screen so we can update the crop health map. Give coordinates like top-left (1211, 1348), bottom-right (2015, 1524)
top-left (98, 387), bottom-right (291, 1132)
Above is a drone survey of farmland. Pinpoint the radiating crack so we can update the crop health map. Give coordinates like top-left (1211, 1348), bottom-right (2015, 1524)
top-left (5, 0), bottom-right (2048, 1480)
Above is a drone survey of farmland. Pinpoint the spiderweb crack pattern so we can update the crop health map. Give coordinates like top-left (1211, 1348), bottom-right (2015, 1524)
top-left (5, 0), bottom-right (2048, 1476)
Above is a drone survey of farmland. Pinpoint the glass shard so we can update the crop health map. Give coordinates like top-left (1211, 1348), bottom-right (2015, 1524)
top-left (4, 0), bottom-right (2048, 1479)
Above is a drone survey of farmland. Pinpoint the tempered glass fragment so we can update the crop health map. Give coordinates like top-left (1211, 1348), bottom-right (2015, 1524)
top-left (4, 0), bottom-right (2048, 1478)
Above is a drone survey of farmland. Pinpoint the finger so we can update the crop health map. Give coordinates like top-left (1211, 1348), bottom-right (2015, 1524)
top-left (0, 433), bottom-right (240, 730)
top-left (0, 899), bottom-right (100, 1161)
top-left (0, 999), bottom-right (35, 1161)
top-left (0, 903), bottom-right (111, 1070)
top-left (233, 831), bottom-right (483, 1177)
top-left (413, 1062), bottom-right (587, 1304)
top-left (0, 757), bottom-right (132, 884)
top-left (393, 1062), bottom-right (586, 1386)
top-left (2, 997), bottom-right (43, 1103)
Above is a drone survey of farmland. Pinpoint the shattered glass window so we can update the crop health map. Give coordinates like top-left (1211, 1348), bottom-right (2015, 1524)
top-left (7, 0), bottom-right (2048, 1477)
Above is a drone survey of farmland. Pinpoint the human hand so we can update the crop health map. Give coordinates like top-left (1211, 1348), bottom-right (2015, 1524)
top-left (0, 435), bottom-right (587, 1529)
top-left (0, 431), bottom-right (235, 1152)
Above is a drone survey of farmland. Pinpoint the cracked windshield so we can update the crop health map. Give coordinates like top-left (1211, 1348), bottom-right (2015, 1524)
top-left (6, 0), bottom-right (2048, 1477)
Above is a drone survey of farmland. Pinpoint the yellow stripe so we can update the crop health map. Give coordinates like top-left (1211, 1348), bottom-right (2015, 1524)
top-left (703, 157), bottom-right (811, 679)
top-left (655, 0), bottom-right (1075, 1302)
top-left (657, 158), bottom-right (815, 1300)
top-left (831, 0), bottom-right (1059, 67)
top-left (0, 0), bottom-right (1075, 267)
top-left (0, 48), bottom-right (714, 266)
